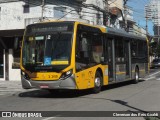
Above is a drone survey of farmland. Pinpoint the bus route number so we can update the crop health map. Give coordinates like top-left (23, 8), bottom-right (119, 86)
top-left (48, 75), bottom-right (58, 79)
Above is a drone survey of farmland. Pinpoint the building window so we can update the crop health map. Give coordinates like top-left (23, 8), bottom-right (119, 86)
top-left (54, 7), bottom-right (66, 18)
top-left (96, 13), bottom-right (102, 25)
top-left (23, 4), bottom-right (30, 13)
top-left (115, 37), bottom-right (125, 63)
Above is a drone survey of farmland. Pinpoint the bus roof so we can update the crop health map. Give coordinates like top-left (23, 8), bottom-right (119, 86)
top-left (106, 27), bottom-right (146, 40)
top-left (28, 21), bottom-right (106, 33)
top-left (27, 20), bottom-right (146, 40)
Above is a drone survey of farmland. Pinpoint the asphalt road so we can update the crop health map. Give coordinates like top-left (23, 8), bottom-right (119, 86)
top-left (0, 68), bottom-right (160, 120)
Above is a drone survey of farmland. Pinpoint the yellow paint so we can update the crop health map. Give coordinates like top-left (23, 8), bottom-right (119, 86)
top-left (116, 72), bottom-right (126, 75)
top-left (28, 72), bottom-right (61, 81)
top-left (75, 65), bottom-right (109, 90)
top-left (51, 61), bottom-right (69, 65)
top-left (29, 37), bottom-right (34, 41)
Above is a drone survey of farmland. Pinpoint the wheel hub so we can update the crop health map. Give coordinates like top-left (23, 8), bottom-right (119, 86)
top-left (95, 77), bottom-right (101, 87)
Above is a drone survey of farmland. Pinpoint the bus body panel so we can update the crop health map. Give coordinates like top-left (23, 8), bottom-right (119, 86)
top-left (21, 74), bottom-right (76, 89)
top-left (75, 65), bottom-right (108, 90)
top-left (131, 63), bottom-right (147, 79)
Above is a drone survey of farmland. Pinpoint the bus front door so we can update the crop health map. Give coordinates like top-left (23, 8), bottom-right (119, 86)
top-left (108, 38), bottom-right (116, 82)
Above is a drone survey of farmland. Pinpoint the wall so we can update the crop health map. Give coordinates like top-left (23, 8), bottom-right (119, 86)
top-left (0, 1), bottom-right (84, 29)
top-left (0, 0), bottom-right (107, 30)
top-left (109, 0), bottom-right (123, 10)
top-left (0, 1), bottom-right (42, 30)
top-left (8, 49), bottom-right (20, 81)
top-left (82, 0), bottom-right (104, 25)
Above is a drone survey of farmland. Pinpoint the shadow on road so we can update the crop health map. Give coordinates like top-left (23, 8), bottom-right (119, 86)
top-left (18, 89), bottom-right (92, 98)
top-left (18, 80), bottom-right (145, 98)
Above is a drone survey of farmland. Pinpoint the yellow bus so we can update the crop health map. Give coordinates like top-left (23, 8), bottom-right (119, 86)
top-left (20, 21), bottom-right (149, 93)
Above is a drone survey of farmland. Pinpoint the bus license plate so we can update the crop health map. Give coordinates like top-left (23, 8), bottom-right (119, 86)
top-left (40, 85), bottom-right (49, 88)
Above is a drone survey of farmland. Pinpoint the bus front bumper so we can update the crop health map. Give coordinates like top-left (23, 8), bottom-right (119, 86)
top-left (21, 75), bottom-right (77, 90)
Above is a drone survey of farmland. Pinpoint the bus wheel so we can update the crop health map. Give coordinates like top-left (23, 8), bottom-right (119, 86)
top-left (133, 68), bottom-right (139, 84)
top-left (92, 71), bottom-right (102, 93)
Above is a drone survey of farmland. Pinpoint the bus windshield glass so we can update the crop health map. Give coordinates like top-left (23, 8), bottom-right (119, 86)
top-left (22, 23), bottom-right (73, 72)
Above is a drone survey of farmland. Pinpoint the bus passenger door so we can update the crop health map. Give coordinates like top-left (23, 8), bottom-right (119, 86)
top-left (125, 40), bottom-right (131, 78)
top-left (107, 38), bottom-right (115, 82)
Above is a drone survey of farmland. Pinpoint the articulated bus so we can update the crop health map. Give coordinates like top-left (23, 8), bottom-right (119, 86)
top-left (20, 21), bottom-right (149, 93)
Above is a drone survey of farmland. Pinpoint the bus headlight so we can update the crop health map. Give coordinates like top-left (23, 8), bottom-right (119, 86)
top-left (60, 69), bottom-right (73, 80)
top-left (21, 70), bottom-right (30, 80)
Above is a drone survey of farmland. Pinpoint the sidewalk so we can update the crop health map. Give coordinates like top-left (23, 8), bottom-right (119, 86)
top-left (0, 80), bottom-right (24, 96)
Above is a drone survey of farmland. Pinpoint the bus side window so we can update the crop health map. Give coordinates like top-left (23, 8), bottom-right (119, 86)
top-left (81, 37), bottom-right (89, 58)
top-left (76, 32), bottom-right (90, 63)
top-left (91, 34), bottom-right (103, 63)
top-left (115, 37), bottom-right (125, 63)
top-left (92, 45), bottom-right (103, 63)
top-left (131, 40), bottom-right (137, 57)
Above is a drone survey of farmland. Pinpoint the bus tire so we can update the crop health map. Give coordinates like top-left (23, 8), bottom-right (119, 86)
top-left (133, 68), bottom-right (139, 84)
top-left (92, 71), bottom-right (102, 94)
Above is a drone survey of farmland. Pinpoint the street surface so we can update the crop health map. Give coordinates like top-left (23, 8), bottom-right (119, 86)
top-left (0, 69), bottom-right (160, 120)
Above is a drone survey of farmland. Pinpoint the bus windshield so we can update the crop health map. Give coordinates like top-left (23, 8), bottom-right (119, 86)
top-left (22, 32), bottom-right (73, 72)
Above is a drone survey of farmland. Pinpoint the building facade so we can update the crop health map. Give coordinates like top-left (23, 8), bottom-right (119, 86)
top-left (108, 0), bottom-right (124, 28)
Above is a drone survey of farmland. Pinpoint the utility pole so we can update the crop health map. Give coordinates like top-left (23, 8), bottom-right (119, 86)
top-left (41, 0), bottom-right (45, 21)
top-left (145, 16), bottom-right (148, 35)
top-left (123, 0), bottom-right (128, 31)
top-left (145, 5), bottom-right (150, 35)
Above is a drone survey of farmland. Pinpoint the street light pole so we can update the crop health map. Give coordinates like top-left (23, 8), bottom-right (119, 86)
top-left (145, 16), bottom-right (148, 35)
top-left (41, 0), bottom-right (45, 21)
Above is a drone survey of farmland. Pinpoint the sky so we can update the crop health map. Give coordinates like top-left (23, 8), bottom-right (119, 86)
top-left (127, 0), bottom-right (154, 35)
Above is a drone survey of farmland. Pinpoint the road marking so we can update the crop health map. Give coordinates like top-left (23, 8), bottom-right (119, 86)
top-left (144, 71), bottom-right (160, 81)
top-left (149, 71), bottom-right (160, 77)
top-left (156, 78), bottom-right (160, 80)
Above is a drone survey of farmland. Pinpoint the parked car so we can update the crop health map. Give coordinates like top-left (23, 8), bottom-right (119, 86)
top-left (151, 59), bottom-right (160, 68)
